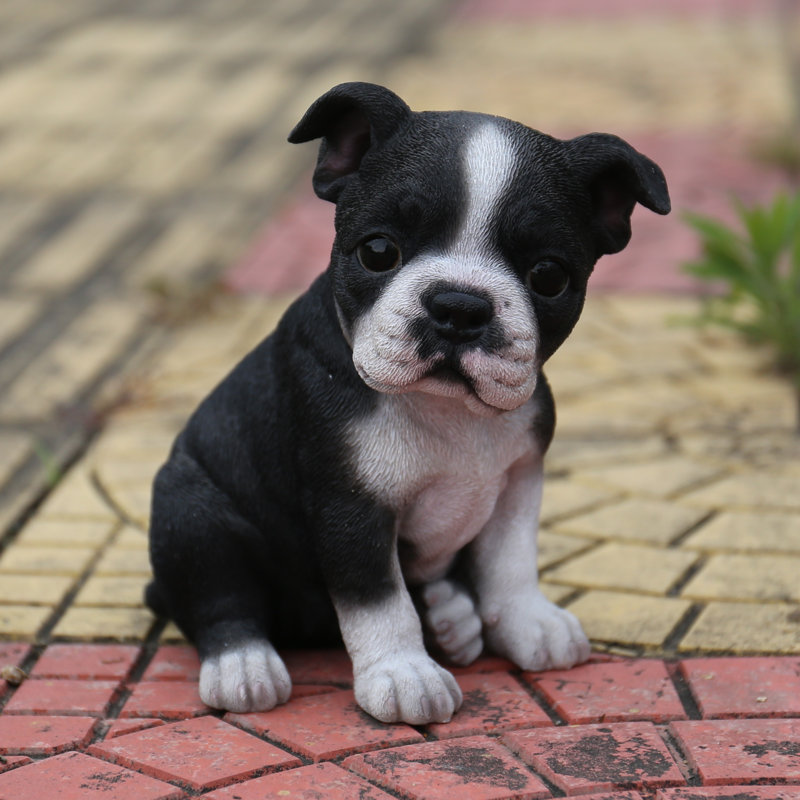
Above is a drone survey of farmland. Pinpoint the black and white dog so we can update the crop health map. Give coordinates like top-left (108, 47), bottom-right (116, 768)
top-left (147, 82), bottom-right (669, 725)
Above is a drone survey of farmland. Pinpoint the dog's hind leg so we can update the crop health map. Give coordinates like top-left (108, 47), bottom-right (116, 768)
top-left (419, 579), bottom-right (484, 666)
top-left (148, 452), bottom-right (292, 713)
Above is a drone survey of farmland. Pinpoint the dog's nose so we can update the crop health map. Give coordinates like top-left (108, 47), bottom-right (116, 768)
top-left (425, 291), bottom-right (493, 344)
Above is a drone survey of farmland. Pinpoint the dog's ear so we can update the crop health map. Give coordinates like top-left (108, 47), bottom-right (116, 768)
top-left (567, 133), bottom-right (670, 256)
top-left (289, 82), bottom-right (412, 202)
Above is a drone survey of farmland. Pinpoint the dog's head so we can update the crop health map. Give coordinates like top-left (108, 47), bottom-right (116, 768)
top-left (291, 83), bottom-right (670, 415)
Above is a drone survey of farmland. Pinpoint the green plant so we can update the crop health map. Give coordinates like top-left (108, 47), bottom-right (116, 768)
top-left (682, 190), bottom-right (800, 430)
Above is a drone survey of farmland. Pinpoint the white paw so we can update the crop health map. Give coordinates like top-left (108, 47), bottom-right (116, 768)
top-left (422, 579), bottom-right (483, 666)
top-left (199, 640), bottom-right (292, 713)
top-left (354, 653), bottom-right (463, 725)
top-left (483, 592), bottom-right (591, 672)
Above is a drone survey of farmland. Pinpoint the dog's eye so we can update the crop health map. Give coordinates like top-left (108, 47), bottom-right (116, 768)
top-left (357, 236), bottom-right (401, 273)
top-left (526, 260), bottom-right (569, 298)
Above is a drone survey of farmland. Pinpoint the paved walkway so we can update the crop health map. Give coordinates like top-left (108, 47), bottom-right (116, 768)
top-left (1, 0), bottom-right (800, 797)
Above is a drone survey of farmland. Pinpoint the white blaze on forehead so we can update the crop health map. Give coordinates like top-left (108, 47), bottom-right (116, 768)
top-left (454, 121), bottom-right (518, 258)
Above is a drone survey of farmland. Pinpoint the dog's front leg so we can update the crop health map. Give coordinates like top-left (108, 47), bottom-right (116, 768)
top-left (330, 551), bottom-right (462, 725)
top-left (469, 458), bottom-right (591, 672)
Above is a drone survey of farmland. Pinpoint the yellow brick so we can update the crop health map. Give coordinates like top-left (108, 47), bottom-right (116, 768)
top-left (546, 542), bottom-right (698, 595)
top-left (0, 432), bottom-right (31, 488)
top-left (0, 545), bottom-right (95, 575)
top-left (574, 456), bottom-right (723, 500)
top-left (0, 300), bottom-right (145, 421)
top-left (74, 576), bottom-right (148, 607)
top-left (52, 606), bottom-right (155, 640)
top-left (555, 498), bottom-right (708, 545)
top-left (35, 467), bottom-right (116, 522)
top-left (0, 574), bottom-right (74, 605)
top-left (13, 198), bottom-right (143, 291)
top-left (538, 531), bottom-right (594, 570)
top-left (546, 436), bottom-right (667, 472)
top-left (682, 511), bottom-right (800, 553)
top-left (540, 583), bottom-right (576, 605)
top-left (94, 547), bottom-right (152, 576)
top-left (0, 297), bottom-right (41, 351)
top-left (681, 554), bottom-right (800, 603)
top-left (160, 621), bottom-right (188, 643)
top-left (114, 526), bottom-right (149, 550)
top-left (567, 590), bottom-right (692, 648)
top-left (540, 479), bottom-right (621, 525)
top-left (682, 473), bottom-right (800, 512)
top-left (104, 484), bottom-right (151, 529)
top-left (15, 519), bottom-right (115, 548)
top-left (679, 602), bottom-right (800, 654)
top-left (0, 604), bottom-right (52, 638)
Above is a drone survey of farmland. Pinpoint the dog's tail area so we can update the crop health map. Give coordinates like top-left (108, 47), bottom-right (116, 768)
top-left (144, 579), bottom-right (169, 618)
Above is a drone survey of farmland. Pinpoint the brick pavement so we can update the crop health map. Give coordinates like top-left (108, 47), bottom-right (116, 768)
top-left (1, 0), bottom-right (800, 796)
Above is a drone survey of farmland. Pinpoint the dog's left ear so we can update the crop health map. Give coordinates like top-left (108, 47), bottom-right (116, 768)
top-left (567, 133), bottom-right (670, 256)
top-left (289, 82), bottom-right (412, 202)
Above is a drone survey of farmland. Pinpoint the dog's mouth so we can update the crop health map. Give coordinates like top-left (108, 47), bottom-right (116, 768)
top-left (355, 352), bottom-right (535, 417)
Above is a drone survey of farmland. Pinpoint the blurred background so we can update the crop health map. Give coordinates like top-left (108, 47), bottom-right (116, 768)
top-left (0, 0), bottom-right (798, 527)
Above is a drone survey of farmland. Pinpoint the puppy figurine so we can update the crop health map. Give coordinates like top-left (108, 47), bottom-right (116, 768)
top-left (147, 82), bottom-right (670, 725)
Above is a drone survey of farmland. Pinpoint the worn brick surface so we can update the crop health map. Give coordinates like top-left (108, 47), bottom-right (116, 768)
top-left (680, 657), bottom-right (800, 718)
top-left (141, 645), bottom-right (201, 681)
top-left (529, 659), bottom-right (687, 723)
top-left (681, 554), bottom-right (800, 603)
top-left (682, 511), bottom-right (800, 554)
top-left (90, 715), bottom-right (301, 790)
top-left (52, 607), bottom-right (155, 640)
top-left (344, 735), bottom-right (550, 800)
top-left (555, 499), bottom-right (708, 545)
top-left (426, 671), bottom-right (552, 738)
top-left (0, 715), bottom-right (97, 755)
top-left (4, 678), bottom-right (120, 717)
top-left (120, 681), bottom-right (211, 719)
top-left (546, 542), bottom-right (697, 595)
top-left (679, 602), bottom-right (800, 654)
top-left (226, 688), bottom-right (423, 761)
top-left (504, 721), bottom-right (685, 794)
top-left (659, 789), bottom-right (800, 800)
top-left (671, 718), bottom-right (800, 785)
top-left (0, 751), bottom-right (183, 800)
top-left (566, 590), bottom-right (692, 647)
top-left (204, 762), bottom-right (397, 800)
top-left (30, 643), bottom-right (140, 680)
top-left (0, 604), bottom-right (52, 638)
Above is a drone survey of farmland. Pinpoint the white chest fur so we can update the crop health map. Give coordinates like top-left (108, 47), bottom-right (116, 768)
top-left (347, 392), bottom-right (540, 582)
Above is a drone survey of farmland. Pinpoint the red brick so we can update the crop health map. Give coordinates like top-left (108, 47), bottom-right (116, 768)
top-left (680, 657), bottom-right (800, 718)
top-left (105, 717), bottom-right (166, 739)
top-left (4, 678), bottom-right (120, 716)
top-left (120, 680), bottom-right (210, 719)
top-left (670, 718), bottom-right (800, 785)
top-left (659, 788), bottom-right (800, 799)
top-left (291, 683), bottom-right (337, 699)
top-left (529, 660), bottom-right (687, 723)
top-left (0, 714), bottom-right (97, 755)
top-left (226, 688), bottom-right (423, 761)
top-left (426, 672), bottom-right (551, 738)
top-left (31, 643), bottom-right (140, 679)
top-left (280, 649), bottom-right (353, 685)
top-left (344, 735), bottom-right (549, 800)
top-left (0, 751), bottom-right (183, 800)
top-left (449, 656), bottom-right (516, 675)
top-left (0, 755), bottom-right (31, 774)
top-left (0, 643), bottom-right (29, 666)
top-left (204, 762), bottom-right (396, 799)
top-left (580, 794), bottom-right (645, 800)
top-left (503, 721), bottom-right (685, 794)
top-left (141, 645), bottom-right (200, 681)
top-left (89, 715), bottom-right (300, 791)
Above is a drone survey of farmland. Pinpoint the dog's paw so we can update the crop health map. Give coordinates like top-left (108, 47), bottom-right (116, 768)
top-left (483, 591), bottom-right (591, 672)
top-left (354, 654), bottom-right (463, 725)
top-left (199, 640), bottom-right (292, 713)
top-left (421, 579), bottom-right (483, 666)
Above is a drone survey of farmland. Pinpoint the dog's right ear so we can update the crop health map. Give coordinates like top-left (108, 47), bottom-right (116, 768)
top-left (289, 82), bottom-right (412, 202)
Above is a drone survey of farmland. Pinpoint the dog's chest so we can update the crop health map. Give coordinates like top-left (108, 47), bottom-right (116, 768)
top-left (348, 394), bottom-right (538, 581)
